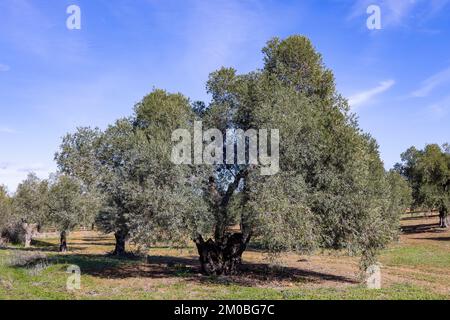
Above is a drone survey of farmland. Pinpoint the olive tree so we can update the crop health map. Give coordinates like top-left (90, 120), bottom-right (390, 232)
top-left (48, 174), bottom-right (99, 251)
top-left (397, 144), bottom-right (450, 228)
top-left (54, 35), bottom-right (404, 275)
top-left (0, 185), bottom-right (13, 242)
top-left (12, 173), bottom-right (49, 247)
top-left (172, 35), bottom-right (404, 274)
top-left (56, 121), bottom-right (137, 255)
top-left (55, 90), bottom-right (198, 255)
top-left (0, 185), bottom-right (11, 223)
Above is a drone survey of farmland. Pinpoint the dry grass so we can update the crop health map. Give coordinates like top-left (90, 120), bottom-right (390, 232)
top-left (0, 214), bottom-right (449, 300)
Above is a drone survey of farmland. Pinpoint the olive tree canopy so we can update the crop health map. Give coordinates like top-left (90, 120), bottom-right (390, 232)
top-left (47, 174), bottom-right (100, 251)
top-left (55, 35), bottom-right (406, 275)
top-left (176, 36), bottom-right (405, 274)
top-left (397, 144), bottom-right (450, 228)
top-left (12, 173), bottom-right (49, 247)
top-left (55, 90), bottom-right (201, 255)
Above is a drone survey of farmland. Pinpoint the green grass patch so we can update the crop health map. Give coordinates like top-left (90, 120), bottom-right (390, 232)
top-left (381, 244), bottom-right (450, 269)
top-left (1, 238), bottom-right (449, 300)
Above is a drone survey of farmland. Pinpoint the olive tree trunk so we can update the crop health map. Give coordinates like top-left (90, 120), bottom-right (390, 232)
top-left (195, 233), bottom-right (251, 275)
top-left (439, 210), bottom-right (449, 228)
top-left (59, 230), bottom-right (68, 252)
top-left (113, 230), bottom-right (127, 255)
top-left (21, 222), bottom-right (37, 248)
top-left (195, 173), bottom-right (251, 275)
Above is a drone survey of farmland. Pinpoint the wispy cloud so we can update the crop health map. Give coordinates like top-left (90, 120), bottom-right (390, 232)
top-left (0, 63), bottom-right (10, 72)
top-left (173, 0), bottom-right (278, 96)
top-left (411, 66), bottom-right (450, 97)
top-left (0, 162), bottom-right (54, 192)
top-left (0, 126), bottom-right (17, 134)
top-left (427, 94), bottom-right (450, 117)
top-left (137, 0), bottom-right (298, 101)
top-left (348, 80), bottom-right (395, 108)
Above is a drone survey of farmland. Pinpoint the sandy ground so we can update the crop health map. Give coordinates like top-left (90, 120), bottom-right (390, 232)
top-left (33, 215), bottom-right (450, 295)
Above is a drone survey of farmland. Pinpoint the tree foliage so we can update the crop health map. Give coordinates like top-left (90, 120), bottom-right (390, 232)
top-left (10, 173), bottom-right (49, 247)
top-left (0, 185), bottom-right (12, 238)
top-left (55, 90), bottom-right (200, 255)
top-left (13, 173), bottom-right (49, 227)
top-left (397, 144), bottom-right (450, 227)
top-left (47, 174), bottom-right (100, 251)
top-left (180, 35), bottom-right (405, 273)
top-left (53, 35), bottom-right (406, 274)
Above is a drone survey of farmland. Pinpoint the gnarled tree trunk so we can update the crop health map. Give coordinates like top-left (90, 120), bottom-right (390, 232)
top-left (195, 172), bottom-right (252, 275)
top-left (59, 230), bottom-right (68, 252)
top-left (439, 209), bottom-right (449, 228)
top-left (195, 232), bottom-right (251, 275)
top-left (113, 229), bottom-right (127, 256)
top-left (21, 222), bottom-right (37, 248)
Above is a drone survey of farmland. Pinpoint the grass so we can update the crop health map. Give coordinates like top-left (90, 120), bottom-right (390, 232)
top-left (381, 244), bottom-right (450, 269)
top-left (0, 216), bottom-right (449, 300)
top-left (1, 252), bottom-right (446, 300)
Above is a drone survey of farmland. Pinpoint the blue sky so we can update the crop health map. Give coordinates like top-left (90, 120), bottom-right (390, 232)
top-left (1, 0), bottom-right (450, 191)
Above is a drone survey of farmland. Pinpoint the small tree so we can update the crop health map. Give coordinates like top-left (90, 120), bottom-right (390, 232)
top-left (48, 174), bottom-right (99, 252)
top-left (0, 185), bottom-right (13, 243)
top-left (397, 144), bottom-right (450, 228)
top-left (13, 173), bottom-right (49, 247)
top-left (385, 170), bottom-right (413, 235)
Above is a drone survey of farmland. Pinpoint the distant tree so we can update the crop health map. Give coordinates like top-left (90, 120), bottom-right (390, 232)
top-left (48, 174), bottom-right (99, 252)
top-left (0, 185), bottom-right (13, 238)
top-left (13, 173), bottom-right (49, 247)
top-left (398, 144), bottom-right (450, 228)
top-left (386, 170), bottom-right (413, 222)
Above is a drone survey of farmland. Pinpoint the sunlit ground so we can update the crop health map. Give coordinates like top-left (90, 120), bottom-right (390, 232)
top-left (0, 214), bottom-right (449, 300)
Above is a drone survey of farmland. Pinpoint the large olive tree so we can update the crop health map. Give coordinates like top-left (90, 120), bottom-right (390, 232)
top-left (179, 36), bottom-right (403, 275)
top-left (55, 35), bottom-right (405, 275)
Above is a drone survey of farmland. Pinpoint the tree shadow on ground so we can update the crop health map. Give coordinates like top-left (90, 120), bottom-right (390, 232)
top-left (401, 223), bottom-right (446, 234)
top-left (3, 236), bottom-right (358, 286)
top-left (72, 242), bottom-right (115, 246)
top-left (0, 239), bottom-right (88, 253)
top-left (401, 214), bottom-right (438, 222)
top-left (7, 252), bottom-right (357, 286)
top-left (200, 262), bottom-right (358, 287)
top-left (412, 236), bottom-right (450, 241)
top-left (77, 237), bottom-right (114, 242)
